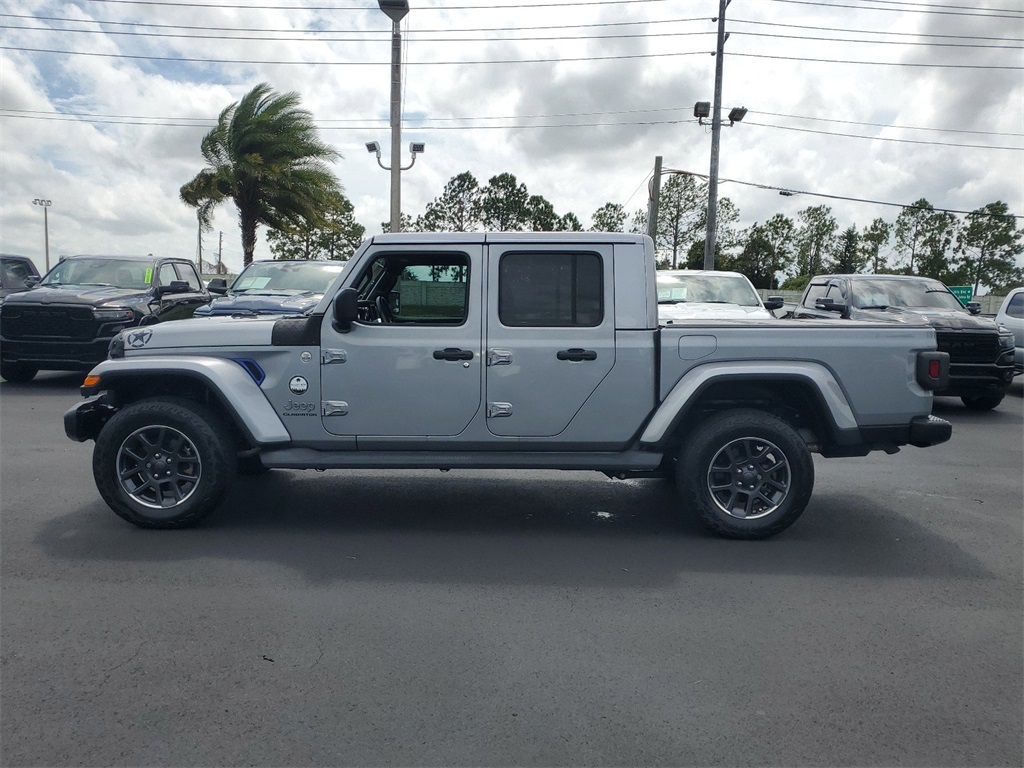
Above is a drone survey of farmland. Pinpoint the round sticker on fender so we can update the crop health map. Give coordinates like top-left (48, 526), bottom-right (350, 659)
top-left (289, 376), bottom-right (309, 395)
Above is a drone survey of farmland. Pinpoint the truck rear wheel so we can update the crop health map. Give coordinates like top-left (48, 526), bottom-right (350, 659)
top-left (960, 393), bottom-right (1004, 411)
top-left (0, 362), bottom-right (38, 382)
top-left (92, 397), bottom-right (236, 528)
top-left (677, 409), bottom-right (814, 539)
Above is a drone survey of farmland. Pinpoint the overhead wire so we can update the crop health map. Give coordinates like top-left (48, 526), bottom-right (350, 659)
top-left (661, 169), bottom-right (1024, 220)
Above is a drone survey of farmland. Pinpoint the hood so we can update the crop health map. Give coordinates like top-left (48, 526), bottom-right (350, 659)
top-left (849, 306), bottom-right (999, 331)
top-left (659, 302), bottom-right (771, 322)
top-left (194, 291), bottom-right (323, 317)
top-left (1, 284), bottom-right (152, 307)
top-left (120, 315), bottom-right (280, 354)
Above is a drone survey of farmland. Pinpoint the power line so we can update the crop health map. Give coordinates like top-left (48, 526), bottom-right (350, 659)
top-left (79, 0), bottom-right (678, 9)
top-left (731, 52), bottom-right (1022, 70)
top-left (0, 24), bottom-right (718, 44)
top-left (0, 44), bottom-right (713, 64)
top-left (753, 111), bottom-right (1021, 138)
top-left (7, 44), bottom-right (1020, 69)
top-left (665, 169), bottom-right (1024, 220)
top-left (768, 0), bottom-right (1024, 18)
top-left (5, 106), bottom-right (1020, 142)
top-left (0, 12), bottom-right (709, 34)
top-left (730, 17), bottom-right (1023, 42)
top-left (8, 23), bottom-right (1020, 50)
top-left (5, 110), bottom-right (1020, 152)
top-left (744, 120), bottom-right (1022, 151)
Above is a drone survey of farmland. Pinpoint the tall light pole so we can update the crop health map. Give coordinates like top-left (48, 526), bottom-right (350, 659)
top-left (380, 0), bottom-right (409, 233)
top-left (32, 198), bottom-right (52, 271)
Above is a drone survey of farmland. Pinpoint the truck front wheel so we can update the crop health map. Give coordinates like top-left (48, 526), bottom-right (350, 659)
top-left (677, 409), bottom-right (814, 540)
top-left (92, 397), bottom-right (237, 528)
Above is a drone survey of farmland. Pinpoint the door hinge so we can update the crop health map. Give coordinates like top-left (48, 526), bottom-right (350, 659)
top-left (487, 402), bottom-right (513, 418)
top-left (321, 349), bottom-right (347, 364)
top-left (322, 400), bottom-right (349, 416)
top-left (487, 349), bottom-right (513, 366)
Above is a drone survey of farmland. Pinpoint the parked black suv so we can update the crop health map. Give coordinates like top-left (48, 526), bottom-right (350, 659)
top-left (792, 274), bottom-right (1016, 410)
top-left (0, 254), bottom-right (210, 382)
top-left (0, 254), bottom-right (40, 300)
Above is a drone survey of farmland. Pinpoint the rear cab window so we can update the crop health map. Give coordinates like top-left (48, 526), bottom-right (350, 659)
top-left (498, 251), bottom-right (603, 327)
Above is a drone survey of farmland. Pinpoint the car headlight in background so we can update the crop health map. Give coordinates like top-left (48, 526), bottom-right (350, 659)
top-left (93, 307), bottom-right (134, 321)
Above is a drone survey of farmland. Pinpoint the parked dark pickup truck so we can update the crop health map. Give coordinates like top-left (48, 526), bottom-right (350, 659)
top-left (0, 254), bottom-right (210, 382)
top-left (0, 254), bottom-right (40, 300)
top-left (792, 274), bottom-right (1016, 410)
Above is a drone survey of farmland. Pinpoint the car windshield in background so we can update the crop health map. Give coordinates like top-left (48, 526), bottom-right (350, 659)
top-left (231, 262), bottom-right (344, 294)
top-left (657, 275), bottom-right (761, 307)
top-left (852, 278), bottom-right (964, 311)
top-left (41, 259), bottom-right (156, 289)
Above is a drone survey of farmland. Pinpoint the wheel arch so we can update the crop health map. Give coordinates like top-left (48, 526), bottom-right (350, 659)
top-left (81, 357), bottom-right (291, 447)
top-left (641, 363), bottom-right (857, 454)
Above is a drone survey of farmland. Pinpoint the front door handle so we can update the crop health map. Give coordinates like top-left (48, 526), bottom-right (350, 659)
top-left (557, 348), bottom-right (597, 362)
top-left (433, 347), bottom-right (474, 361)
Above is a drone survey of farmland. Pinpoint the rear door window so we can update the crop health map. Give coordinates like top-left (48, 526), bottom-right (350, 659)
top-left (498, 252), bottom-right (603, 327)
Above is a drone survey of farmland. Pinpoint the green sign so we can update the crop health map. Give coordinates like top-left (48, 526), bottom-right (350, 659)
top-left (948, 285), bottom-right (973, 305)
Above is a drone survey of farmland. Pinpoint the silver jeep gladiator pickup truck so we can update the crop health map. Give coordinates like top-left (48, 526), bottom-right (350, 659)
top-left (65, 233), bottom-right (952, 539)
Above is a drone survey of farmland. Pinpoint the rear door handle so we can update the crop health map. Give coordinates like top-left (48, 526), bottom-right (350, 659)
top-left (433, 347), bottom-right (474, 361)
top-left (556, 348), bottom-right (597, 362)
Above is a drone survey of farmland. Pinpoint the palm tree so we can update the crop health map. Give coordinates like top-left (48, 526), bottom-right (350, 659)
top-left (180, 83), bottom-right (342, 266)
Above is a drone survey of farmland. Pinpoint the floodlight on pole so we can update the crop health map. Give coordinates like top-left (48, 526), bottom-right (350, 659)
top-left (32, 198), bottom-right (52, 271)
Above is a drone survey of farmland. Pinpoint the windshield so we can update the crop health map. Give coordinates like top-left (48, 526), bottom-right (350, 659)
top-left (231, 261), bottom-right (345, 294)
top-left (41, 258), bottom-right (156, 289)
top-left (656, 273), bottom-right (761, 307)
top-left (852, 278), bottom-right (965, 311)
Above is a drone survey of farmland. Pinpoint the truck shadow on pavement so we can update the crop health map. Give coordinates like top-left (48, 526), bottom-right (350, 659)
top-left (36, 470), bottom-right (992, 587)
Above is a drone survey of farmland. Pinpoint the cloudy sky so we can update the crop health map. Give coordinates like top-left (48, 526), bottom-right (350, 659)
top-left (1, 0), bottom-right (1022, 275)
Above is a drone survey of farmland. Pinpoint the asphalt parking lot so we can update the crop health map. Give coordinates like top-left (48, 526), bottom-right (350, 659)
top-left (1, 374), bottom-right (1022, 767)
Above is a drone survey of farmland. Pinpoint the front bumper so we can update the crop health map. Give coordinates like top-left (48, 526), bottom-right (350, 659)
top-left (64, 394), bottom-right (116, 442)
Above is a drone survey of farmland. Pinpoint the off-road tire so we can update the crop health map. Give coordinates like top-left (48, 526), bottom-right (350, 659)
top-left (93, 397), bottom-right (236, 528)
top-left (960, 393), bottom-right (1004, 411)
top-left (677, 409), bottom-right (814, 540)
top-left (0, 362), bottom-right (38, 383)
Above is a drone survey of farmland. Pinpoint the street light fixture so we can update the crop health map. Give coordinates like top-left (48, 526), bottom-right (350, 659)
top-left (366, 139), bottom-right (425, 170)
top-left (32, 198), bottom-right (52, 271)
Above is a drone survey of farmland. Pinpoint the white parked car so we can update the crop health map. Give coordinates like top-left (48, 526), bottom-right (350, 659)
top-left (994, 287), bottom-right (1024, 375)
top-left (656, 270), bottom-right (782, 323)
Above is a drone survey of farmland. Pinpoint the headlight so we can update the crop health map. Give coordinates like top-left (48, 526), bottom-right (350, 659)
top-left (998, 332), bottom-right (1015, 349)
top-left (93, 307), bottom-right (134, 321)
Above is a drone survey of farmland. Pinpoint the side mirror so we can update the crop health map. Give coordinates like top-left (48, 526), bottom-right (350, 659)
top-left (333, 287), bottom-right (359, 332)
top-left (965, 301), bottom-right (981, 315)
top-left (815, 297), bottom-right (848, 315)
top-left (25, 276), bottom-right (42, 288)
top-left (764, 296), bottom-right (784, 311)
top-left (155, 280), bottom-right (190, 298)
top-left (207, 278), bottom-right (228, 295)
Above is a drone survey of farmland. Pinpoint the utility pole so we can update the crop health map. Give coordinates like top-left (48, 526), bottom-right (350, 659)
top-left (704, 0), bottom-right (730, 270)
top-left (647, 155), bottom-right (663, 242)
top-left (197, 220), bottom-right (203, 272)
top-left (218, 231), bottom-right (223, 272)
